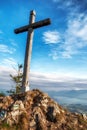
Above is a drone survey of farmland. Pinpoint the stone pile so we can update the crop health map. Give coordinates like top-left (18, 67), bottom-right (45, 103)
top-left (0, 89), bottom-right (87, 130)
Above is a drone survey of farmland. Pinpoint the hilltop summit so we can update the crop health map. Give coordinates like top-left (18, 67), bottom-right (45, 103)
top-left (0, 89), bottom-right (87, 130)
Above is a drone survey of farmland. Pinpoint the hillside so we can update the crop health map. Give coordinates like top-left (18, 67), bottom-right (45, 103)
top-left (0, 89), bottom-right (87, 130)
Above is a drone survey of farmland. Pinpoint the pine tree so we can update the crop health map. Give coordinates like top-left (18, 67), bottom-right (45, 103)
top-left (8, 64), bottom-right (23, 94)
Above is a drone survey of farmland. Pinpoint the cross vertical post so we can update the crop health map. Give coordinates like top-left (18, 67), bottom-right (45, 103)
top-left (22, 10), bottom-right (36, 92)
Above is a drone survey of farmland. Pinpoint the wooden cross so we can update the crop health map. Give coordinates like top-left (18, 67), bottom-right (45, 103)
top-left (14, 10), bottom-right (51, 92)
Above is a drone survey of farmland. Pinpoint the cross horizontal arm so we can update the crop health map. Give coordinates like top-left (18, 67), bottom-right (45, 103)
top-left (14, 18), bottom-right (51, 34)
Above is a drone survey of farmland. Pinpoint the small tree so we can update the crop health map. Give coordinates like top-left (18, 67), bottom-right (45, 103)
top-left (0, 92), bottom-right (5, 97)
top-left (8, 64), bottom-right (23, 94)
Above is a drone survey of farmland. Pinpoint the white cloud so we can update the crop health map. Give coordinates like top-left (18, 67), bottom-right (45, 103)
top-left (9, 39), bottom-right (17, 47)
top-left (0, 44), bottom-right (16, 54)
top-left (49, 0), bottom-right (87, 59)
top-left (52, 0), bottom-right (73, 10)
top-left (49, 50), bottom-right (58, 60)
top-left (53, 0), bottom-right (87, 13)
top-left (26, 72), bottom-right (87, 91)
top-left (0, 67), bottom-right (87, 105)
top-left (62, 14), bottom-right (87, 58)
top-left (0, 66), bottom-right (16, 91)
top-left (1, 57), bottom-right (17, 67)
top-left (46, 14), bottom-right (87, 59)
top-left (43, 30), bottom-right (61, 44)
top-left (0, 68), bottom-right (87, 93)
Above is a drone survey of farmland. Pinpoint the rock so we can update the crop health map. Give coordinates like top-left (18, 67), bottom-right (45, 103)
top-left (0, 89), bottom-right (87, 130)
top-left (83, 114), bottom-right (87, 120)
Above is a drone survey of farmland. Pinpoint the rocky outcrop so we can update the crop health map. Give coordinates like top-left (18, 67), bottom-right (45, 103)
top-left (0, 89), bottom-right (87, 130)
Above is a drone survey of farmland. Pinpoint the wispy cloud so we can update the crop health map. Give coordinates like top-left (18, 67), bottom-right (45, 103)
top-left (52, 0), bottom-right (73, 10)
top-left (44, 1), bottom-right (87, 59)
top-left (26, 72), bottom-right (87, 91)
top-left (0, 44), bottom-right (16, 54)
top-left (9, 39), bottom-right (18, 47)
top-left (25, 71), bottom-right (87, 92)
top-left (49, 50), bottom-right (59, 60)
top-left (1, 57), bottom-right (17, 67)
top-left (43, 30), bottom-right (61, 44)
top-left (53, 0), bottom-right (87, 13)
top-left (61, 13), bottom-right (87, 58)
top-left (0, 66), bottom-right (16, 91)
top-left (0, 68), bottom-right (87, 92)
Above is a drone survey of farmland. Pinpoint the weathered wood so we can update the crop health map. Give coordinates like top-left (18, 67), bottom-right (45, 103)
top-left (14, 10), bottom-right (51, 92)
top-left (21, 10), bottom-right (36, 92)
top-left (14, 18), bottom-right (51, 34)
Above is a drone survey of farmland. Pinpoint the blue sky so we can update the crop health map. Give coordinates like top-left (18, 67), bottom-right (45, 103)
top-left (0, 0), bottom-right (87, 93)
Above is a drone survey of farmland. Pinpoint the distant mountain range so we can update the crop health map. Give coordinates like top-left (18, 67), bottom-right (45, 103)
top-left (47, 89), bottom-right (87, 105)
top-left (63, 104), bottom-right (87, 114)
top-left (47, 89), bottom-right (87, 114)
